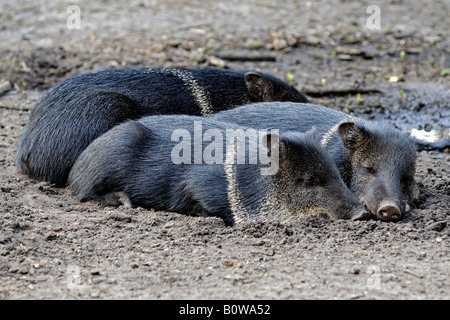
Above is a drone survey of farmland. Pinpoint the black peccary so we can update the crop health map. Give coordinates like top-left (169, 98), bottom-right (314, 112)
top-left (15, 67), bottom-right (308, 187)
top-left (67, 115), bottom-right (369, 226)
top-left (212, 102), bottom-right (420, 222)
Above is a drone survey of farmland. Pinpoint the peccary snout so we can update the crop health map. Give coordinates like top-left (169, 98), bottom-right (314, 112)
top-left (332, 188), bottom-right (371, 221)
top-left (350, 207), bottom-right (373, 221)
top-left (377, 199), bottom-right (402, 222)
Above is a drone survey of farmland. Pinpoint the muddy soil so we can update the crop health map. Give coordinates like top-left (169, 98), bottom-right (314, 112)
top-left (0, 0), bottom-right (449, 300)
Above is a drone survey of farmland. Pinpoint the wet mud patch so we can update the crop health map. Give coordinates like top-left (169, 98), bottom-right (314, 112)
top-left (360, 83), bottom-right (449, 132)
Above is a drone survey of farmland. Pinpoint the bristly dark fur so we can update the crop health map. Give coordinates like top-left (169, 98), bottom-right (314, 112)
top-left (68, 114), bottom-right (366, 226)
top-left (15, 67), bottom-right (308, 187)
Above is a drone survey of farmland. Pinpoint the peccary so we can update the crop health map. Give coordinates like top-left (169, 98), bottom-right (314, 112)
top-left (16, 67), bottom-right (308, 187)
top-left (212, 102), bottom-right (420, 222)
top-left (67, 115), bottom-right (369, 225)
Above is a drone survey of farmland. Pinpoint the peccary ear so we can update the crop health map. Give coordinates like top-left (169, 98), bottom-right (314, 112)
top-left (245, 72), bottom-right (273, 102)
top-left (337, 121), bottom-right (366, 151)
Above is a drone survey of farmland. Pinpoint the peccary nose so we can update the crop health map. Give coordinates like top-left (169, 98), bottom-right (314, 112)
top-left (377, 200), bottom-right (402, 222)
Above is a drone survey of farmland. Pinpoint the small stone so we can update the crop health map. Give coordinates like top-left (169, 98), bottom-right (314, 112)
top-left (45, 232), bottom-right (58, 241)
top-left (109, 212), bottom-right (132, 223)
top-left (426, 221), bottom-right (446, 232)
top-left (349, 267), bottom-right (361, 275)
top-left (0, 80), bottom-right (12, 96)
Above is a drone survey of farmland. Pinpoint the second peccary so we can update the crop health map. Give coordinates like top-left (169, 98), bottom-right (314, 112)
top-left (212, 102), bottom-right (420, 222)
top-left (16, 67), bottom-right (308, 187)
top-left (67, 115), bottom-right (368, 225)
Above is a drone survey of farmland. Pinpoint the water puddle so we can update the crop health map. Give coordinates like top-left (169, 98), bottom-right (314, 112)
top-left (409, 128), bottom-right (450, 143)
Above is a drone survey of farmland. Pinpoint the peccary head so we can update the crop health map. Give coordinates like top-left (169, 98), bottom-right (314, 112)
top-left (263, 131), bottom-right (369, 221)
top-left (244, 72), bottom-right (309, 103)
top-left (338, 122), bottom-right (420, 221)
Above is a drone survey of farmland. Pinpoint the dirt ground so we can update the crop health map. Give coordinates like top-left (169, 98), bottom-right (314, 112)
top-left (0, 0), bottom-right (449, 300)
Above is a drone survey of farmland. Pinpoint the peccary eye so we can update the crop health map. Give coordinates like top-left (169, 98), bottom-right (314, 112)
top-left (364, 166), bottom-right (376, 174)
top-left (304, 179), bottom-right (313, 187)
top-left (296, 178), bottom-right (314, 187)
